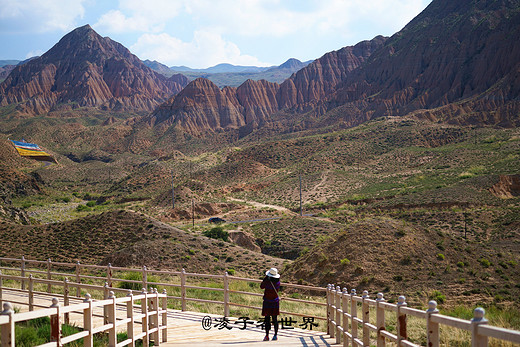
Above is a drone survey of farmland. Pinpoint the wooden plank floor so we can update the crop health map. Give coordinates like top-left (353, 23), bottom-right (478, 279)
top-left (1, 289), bottom-right (337, 346)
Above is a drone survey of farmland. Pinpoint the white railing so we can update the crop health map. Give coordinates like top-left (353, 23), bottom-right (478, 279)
top-left (0, 276), bottom-right (167, 346)
top-left (326, 285), bottom-right (520, 347)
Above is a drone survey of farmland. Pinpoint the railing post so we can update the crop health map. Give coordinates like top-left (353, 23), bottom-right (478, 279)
top-left (83, 293), bottom-right (93, 347)
top-left (141, 289), bottom-right (149, 346)
top-left (28, 275), bottom-right (34, 311)
top-left (471, 307), bottom-right (488, 347)
top-left (152, 288), bottom-right (160, 345)
top-left (142, 266), bottom-right (148, 292)
top-left (223, 271), bottom-right (230, 317)
top-left (108, 291), bottom-right (117, 346)
top-left (329, 285), bottom-right (336, 339)
top-left (376, 293), bottom-right (386, 347)
top-left (126, 290), bottom-right (135, 347)
top-left (326, 284), bottom-right (332, 336)
top-left (162, 289), bottom-right (168, 343)
top-left (20, 256), bottom-right (26, 290)
top-left (1, 302), bottom-right (15, 347)
top-left (107, 263), bottom-right (113, 288)
top-left (426, 300), bottom-right (439, 347)
top-left (76, 261), bottom-right (81, 297)
top-left (362, 290), bottom-right (370, 346)
top-left (180, 268), bottom-right (187, 311)
top-left (350, 289), bottom-right (358, 346)
top-left (64, 278), bottom-right (70, 325)
top-left (50, 298), bottom-right (61, 344)
top-left (342, 287), bottom-right (349, 347)
top-left (396, 295), bottom-right (408, 344)
top-left (0, 271), bottom-right (3, 308)
top-left (104, 282), bottom-right (109, 325)
top-left (47, 258), bottom-right (52, 293)
top-left (335, 285), bottom-right (341, 344)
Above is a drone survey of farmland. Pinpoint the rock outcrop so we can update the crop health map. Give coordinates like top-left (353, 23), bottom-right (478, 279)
top-left (0, 25), bottom-right (188, 115)
top-left (490, 175), bottom-right (520, 198)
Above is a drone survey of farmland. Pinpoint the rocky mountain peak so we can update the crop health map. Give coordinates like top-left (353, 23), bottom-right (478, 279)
top-left (0, 25), bottom-right (188, 115)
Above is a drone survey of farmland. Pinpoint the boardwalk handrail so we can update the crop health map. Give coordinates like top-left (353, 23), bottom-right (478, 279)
top-left (0, 256), bottom-right (327, 321)
top-left (326, 285), bottom-right (520, 347)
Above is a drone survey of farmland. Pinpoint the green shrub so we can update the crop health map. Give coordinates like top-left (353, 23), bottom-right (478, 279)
top-left (437, 253), bottom-right (445, 260)
top-left (76, 205), bottom-right (90, 212)
top-left (429, 290), bottom-right (446, 304)
top-left (340, 258), bottom-right (350, 266)
top-left (86, 201), bottom-right (96, 207)
top-left (203, 227), bottom-right (229, 241)
top-left (479, 258), bottom-right (491, 268)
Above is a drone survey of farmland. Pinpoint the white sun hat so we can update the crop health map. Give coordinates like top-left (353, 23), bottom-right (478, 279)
top-left (265, 268), bottom-right (280, 278)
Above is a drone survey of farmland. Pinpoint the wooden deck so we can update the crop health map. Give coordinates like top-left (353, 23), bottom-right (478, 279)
top-left (1, 288), bottom-right (337, 346)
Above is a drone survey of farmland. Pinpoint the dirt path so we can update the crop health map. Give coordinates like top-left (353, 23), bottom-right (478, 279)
top-left (227, 197), bottom-right (296, 215)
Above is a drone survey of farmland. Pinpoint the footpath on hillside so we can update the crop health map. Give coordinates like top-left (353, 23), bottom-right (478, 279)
top-left (2, 289), bottom-right (336, 346)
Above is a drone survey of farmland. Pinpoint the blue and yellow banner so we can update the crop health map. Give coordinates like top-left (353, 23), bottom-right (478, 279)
top-left (9, 139), bottom-right (56, 163)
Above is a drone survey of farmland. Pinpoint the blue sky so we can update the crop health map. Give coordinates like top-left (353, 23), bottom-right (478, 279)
top-left (0, 0), bottom-right (432, 68)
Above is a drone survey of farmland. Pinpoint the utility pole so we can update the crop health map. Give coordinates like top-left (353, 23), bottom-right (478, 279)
top-left (192, 199), bottom-right (195, 227)
top-left (171, 170), bottom-right (175, 209)
top-left (464, 212), bottom-right (468, 239)
top-left (299, 174), bottom-right (303, 216)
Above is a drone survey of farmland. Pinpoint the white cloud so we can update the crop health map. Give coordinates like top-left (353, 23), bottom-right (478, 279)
top-left (0, 0), bottom-right (86, 32)
top-left (94, 0), bottom-right (183, 33)
top-left (185, 0), bottom-right (428, 39)
top-left (130, 31), bottom-right (270, 68)
top-left (25, 50), bottom-right (44, 59)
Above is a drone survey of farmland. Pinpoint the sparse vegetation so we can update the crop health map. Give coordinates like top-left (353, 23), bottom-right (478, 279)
top-left (203, 226), bottom-right (229, 242)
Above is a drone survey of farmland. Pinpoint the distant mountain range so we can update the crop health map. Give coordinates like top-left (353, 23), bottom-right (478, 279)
top-left (143, 58), bottom-right (313, 87)
top-left (0, 0), bottom-right (519, 139)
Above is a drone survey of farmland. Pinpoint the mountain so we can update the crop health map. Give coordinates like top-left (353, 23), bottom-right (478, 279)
top-left (146, 37), bottom-right (386, 136)
top-left (148, 0), bottom-right (520, 138)
top-left (0, 60), bottom-right (21, 67)
top-left (142, 59), bottom-right (173, 76)
top-left (0, 65), bottom-right (16, 82)
top-left (0, 25), bottom-right (188, 115)
top-left (165, 59), bottom-right (313, 87)
top-left (326, 0), bottom-right (520, 127)
top-left (170, 63), bottom-right (270, 74)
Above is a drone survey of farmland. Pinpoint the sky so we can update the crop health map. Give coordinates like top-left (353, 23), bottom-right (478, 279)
top-left (0, 0), bottom-right (432, 69)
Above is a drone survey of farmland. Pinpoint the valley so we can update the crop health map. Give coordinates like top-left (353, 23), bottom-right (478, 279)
top-left (0, 0), bottom-right (519, 323)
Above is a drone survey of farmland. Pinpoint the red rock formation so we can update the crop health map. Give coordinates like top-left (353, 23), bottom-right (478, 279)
top-left (331, 0), bottom-right (520, 127)
top-left (0, 25), bottom-right (188, 115)
top-left (277, 36), bottom-right (386, 110)
top-left (236, 79), bottom-right (279, 124)
top-left (148, 78), bottom-right (245, 135)
top-left (0, 65), bottom-right (15, 81)
top-left (148, 37), bottom-right (385, 135)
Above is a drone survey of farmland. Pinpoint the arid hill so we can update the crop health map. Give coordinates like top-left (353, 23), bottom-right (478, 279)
top-left (0, 25), bottom-right (188, 115)
top-left (0, 209), bottom-right (285, 277)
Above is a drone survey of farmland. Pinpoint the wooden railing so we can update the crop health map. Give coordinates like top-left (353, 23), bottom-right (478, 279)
top-left (326, 285), bottom-right (520, 347)
top-left (0, 256), bottom-right (326, 320)
top-left (0, 272), bottom-right (168, 346)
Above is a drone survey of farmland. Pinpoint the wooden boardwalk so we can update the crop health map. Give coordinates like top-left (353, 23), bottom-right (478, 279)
top-left (1, 289), bottom-right (336, 346)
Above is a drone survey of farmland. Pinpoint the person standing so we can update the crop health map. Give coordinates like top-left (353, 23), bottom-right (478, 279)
top-left (261, 267), bottom-right (281, 341)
